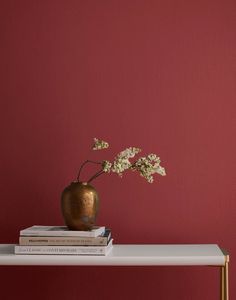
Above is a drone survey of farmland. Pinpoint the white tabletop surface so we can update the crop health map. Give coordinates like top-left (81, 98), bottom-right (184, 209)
top-left (0, 244), bottom-right (226, 266)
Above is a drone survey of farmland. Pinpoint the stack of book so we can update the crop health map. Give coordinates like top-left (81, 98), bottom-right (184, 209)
top-left (15, 225), bottom-right (113, 256)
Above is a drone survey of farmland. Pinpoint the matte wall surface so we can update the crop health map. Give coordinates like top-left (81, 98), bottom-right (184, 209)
top-left (0, 1), bottom-right (235, 299)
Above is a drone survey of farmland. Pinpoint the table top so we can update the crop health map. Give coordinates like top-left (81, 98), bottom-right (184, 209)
top-left (0, 244), bottom-right (226, 266)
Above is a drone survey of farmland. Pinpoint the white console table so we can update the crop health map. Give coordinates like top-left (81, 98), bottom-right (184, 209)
top-left (0, 244), bottom-right (229, 300)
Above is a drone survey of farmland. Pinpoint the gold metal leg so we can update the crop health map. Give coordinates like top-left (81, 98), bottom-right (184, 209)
top-left (221, 255), bottom-right (229, 300)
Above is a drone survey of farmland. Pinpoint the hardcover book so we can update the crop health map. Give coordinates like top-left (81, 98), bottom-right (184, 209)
top-left (15, 239), bottom-right (113, 256)
top-left (19, 229), bottom-right (111, 246)
top-left (19, 226), bottom-right (105, 238)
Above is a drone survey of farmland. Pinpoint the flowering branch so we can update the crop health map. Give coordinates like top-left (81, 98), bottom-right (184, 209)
top-left (77, 138), bottom-right (166, 184)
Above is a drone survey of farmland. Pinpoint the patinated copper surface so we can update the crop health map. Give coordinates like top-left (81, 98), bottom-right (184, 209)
top-left (61, 182), bottom-right (99, 231)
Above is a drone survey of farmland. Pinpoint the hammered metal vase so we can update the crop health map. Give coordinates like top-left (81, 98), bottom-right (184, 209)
top-left (61, 182), bottom-right (99, 231)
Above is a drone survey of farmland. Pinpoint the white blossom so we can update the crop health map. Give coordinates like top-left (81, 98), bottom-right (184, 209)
top-left (110, 147), bottom-right (141, 176)
top-left (102, 160), bottom-right (112, 173)
top-left (117, 147), bottom-right (141, 159)
top-left (111, 158), bottom-right (131, 176)
top-left (132, 154), bottom-right (166, 183)
top-left (92, 138), bottom-right (109, 150)
top-left (154, 165), bottom-right (166, 176)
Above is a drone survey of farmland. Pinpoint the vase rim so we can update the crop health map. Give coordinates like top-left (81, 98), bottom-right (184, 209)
top-left (72, 181), bottom-right (88, 185)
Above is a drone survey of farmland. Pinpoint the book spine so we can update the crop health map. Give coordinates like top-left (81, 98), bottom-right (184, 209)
top-left (15, 242), bottom-right (112, 255)
top-left (19, 236), bottom-right (109, 246)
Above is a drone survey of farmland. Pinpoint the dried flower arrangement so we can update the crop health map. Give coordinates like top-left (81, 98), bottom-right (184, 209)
top-left (77, 138), bottom-right (166, 184)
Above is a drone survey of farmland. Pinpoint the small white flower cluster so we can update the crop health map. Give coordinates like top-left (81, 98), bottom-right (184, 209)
top-left (133, 154), bottom-right (166, 183)
top-left (118, 147), bottom-right (141, 159)
top-left (92, 138), bottom-right (109, 150)
top-left (102, 160), bottom-right (112, 173)
top-left (111, 147), bottom-right (141, 177)
top-left (89, 138), bottom-right (166, 183)
top-left (102, 147), bottom-right (141, 176)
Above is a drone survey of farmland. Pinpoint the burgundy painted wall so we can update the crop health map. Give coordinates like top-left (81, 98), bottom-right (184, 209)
top-left (0, 1), bottom-right (235, 299)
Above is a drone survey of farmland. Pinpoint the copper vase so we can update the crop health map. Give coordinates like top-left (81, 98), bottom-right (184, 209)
top-left (61, 182), bottom-right (99, 231)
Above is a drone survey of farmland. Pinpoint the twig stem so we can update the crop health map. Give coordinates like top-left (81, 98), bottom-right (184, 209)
top-left (88, 170), bottom-right (105, 183)
top-left (77, 160), bottom-right (102, 182)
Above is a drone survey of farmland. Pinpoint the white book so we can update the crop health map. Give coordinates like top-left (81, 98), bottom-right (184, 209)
top-left (19, 229), bottom-right (112, 246)
top-left (15, 240), bottom-right (113, 256)
top-left (20, 225), bottom-right (105, 238)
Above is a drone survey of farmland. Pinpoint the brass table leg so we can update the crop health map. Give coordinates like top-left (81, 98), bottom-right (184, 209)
top-left (221, 253), bottom-right (229, 300)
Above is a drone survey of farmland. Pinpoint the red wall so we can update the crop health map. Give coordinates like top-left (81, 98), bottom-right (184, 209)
top-left (0, 1), bottom-right (235, 299)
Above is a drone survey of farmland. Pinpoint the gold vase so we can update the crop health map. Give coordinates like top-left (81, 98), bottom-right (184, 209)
top-left (61, 182), bottom-right (99, 231)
